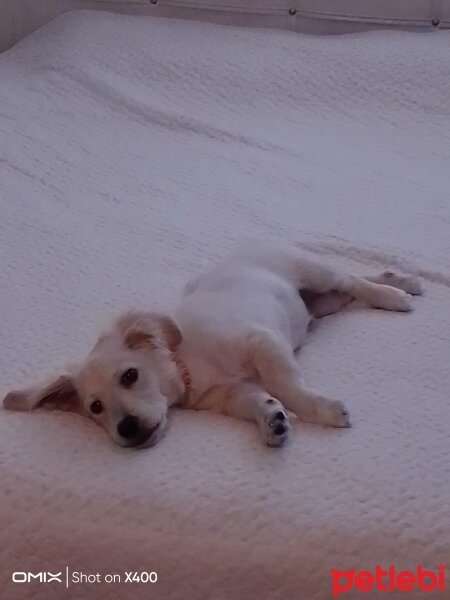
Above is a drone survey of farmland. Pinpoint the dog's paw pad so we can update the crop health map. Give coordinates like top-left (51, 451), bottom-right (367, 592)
top-left (261, 405), bottom-right (291, 447)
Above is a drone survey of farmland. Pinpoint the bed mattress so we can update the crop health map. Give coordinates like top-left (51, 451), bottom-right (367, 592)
top-left (0, 10), bottom-right (449, 599)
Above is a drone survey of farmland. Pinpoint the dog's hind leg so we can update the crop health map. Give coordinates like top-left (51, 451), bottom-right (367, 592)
top-left (301, 270), bottom-right (423, 318)
top-left (298, 262), bottom-right (414, 312)
top-left (191, 380), bottom-right (291, 447)
top-left (258, 247), bottom-right (414, 312)
top-left (299, 289), bottom-right (353, 318)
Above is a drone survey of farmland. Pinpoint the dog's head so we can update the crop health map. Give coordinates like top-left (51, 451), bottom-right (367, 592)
top-left (3, 312), bottom-right (184, 448)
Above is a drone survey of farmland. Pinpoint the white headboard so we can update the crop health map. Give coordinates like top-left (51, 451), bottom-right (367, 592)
top-left (1, 0), bottom-right (448, 52)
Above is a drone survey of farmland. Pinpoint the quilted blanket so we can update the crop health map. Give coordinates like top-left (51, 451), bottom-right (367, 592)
top-left (0, 10), bottom-right (449, 599)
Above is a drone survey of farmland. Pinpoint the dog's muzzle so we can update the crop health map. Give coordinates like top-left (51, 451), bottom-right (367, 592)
top-left (117, 416), bottom-right (160, 447)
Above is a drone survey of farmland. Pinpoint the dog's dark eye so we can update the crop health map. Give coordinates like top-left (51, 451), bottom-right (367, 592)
top-left (90, 399), bottom-right (103, 415)
top-left (120, 368), bottom-right (139, 388)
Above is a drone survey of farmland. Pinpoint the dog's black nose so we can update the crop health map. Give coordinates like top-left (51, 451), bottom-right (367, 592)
top-left (117, 416), bottom-right (140, 439)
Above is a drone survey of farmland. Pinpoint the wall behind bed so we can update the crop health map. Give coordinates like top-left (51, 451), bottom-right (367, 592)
top-left (1, 0), bottom-right (449, 52)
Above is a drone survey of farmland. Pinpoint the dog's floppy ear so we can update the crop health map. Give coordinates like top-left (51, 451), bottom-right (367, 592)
top-left (3, 375), bottom-right (81, 413)
top-left (117, 311), bottom-right (182, 352)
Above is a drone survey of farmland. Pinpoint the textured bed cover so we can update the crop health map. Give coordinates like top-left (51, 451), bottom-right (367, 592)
top-left (0, 11), bottom-right (449, 600)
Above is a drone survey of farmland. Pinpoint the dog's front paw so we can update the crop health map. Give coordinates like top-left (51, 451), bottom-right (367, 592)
top-left (259, 405), bottom-right (291, 447)
top-left (317, 399), bottom-right (351, 428)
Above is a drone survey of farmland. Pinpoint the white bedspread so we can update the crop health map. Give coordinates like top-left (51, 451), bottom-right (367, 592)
top-left (1, 11), bottom-right (449, 599)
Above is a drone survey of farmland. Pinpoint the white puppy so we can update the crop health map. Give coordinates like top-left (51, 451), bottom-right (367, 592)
top-left (3, 244), bottom-right (422, 447)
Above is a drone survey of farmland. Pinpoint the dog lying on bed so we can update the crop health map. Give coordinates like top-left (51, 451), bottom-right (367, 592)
top-left (3, 244), bottom-right (422, 448)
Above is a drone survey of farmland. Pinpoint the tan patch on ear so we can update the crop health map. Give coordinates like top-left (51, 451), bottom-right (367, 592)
top-left (123, 327), bottom-right (157, 351)
top-left (117, 311), bottom-right (182, 352)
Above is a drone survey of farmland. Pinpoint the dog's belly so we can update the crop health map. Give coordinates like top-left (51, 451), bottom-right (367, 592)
top-left (177, 272), bottom-right (311, 401)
